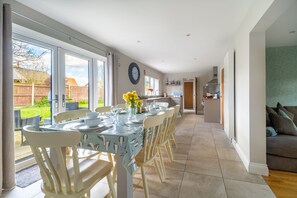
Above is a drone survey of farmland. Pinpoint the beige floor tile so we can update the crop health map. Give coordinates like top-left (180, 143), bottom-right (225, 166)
top-left (179, 172), bottom-right (227, 198)
top-left (188, 146), bottom-right (218, 159)
top-left (175, 135), bottom-right (192, 145)
top-left (185, 158), bottom-right (222, 177)
top-left (220, 160), bottom-right (266, 184)
top-left (163, 153), bottom-right (187, 172)
top-left (91, 182), bottom-right (112, 198)
top-left (191, 135), bottom-right (215, 148)
top-left (133, 190), bottom-right (167, 198)
top-left (137, 169), bottom-right (184, 198)
top-left (216, 148), bottom-right (241, 162)
top-left (214, 138), bottom-right (233, 148)
top-left (172, 143), bottom-right (191, 155)
top-left (175, 129), bottom-right (194, 137)
top-left (224, 179), bottom-right (276, 198)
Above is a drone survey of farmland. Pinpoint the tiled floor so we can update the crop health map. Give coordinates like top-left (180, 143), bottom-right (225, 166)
top-left (2, 113), bottom-right (276, 198)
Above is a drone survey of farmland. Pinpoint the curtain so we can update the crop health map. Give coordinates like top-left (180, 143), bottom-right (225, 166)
top-left (107, 52), bottom-right (118, 105)
top-left (0, 2), bottom-right (15, 195)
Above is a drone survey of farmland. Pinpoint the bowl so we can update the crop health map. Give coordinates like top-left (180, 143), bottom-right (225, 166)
top-left (85, 118), bottom-right (101, 127)
top-left (149, 108), bottom-right (158, 115)
top-left (86, 112), bottom-right (99, 119)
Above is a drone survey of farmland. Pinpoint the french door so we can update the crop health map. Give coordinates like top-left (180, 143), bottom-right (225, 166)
top-left (13, 35), bottom-right (107, 169)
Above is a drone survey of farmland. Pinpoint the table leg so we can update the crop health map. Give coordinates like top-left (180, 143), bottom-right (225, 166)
top-left (117, 155), bottom-right (133, 198)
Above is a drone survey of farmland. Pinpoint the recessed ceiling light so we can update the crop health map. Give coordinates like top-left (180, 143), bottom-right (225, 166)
top-left (186, 34), bottom-right (191, 37)
top-left (194, 58), bottom-right (198, 60)
top-left (161, 60), bottom-right (165, 62)
top-left (289, 31), bottom-right (296, 34)
top-left (137, 40), bottom-right (141, 43)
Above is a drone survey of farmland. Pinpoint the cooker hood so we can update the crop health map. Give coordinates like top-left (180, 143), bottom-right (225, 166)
top-left (207, 66), bottom-right (219, 85)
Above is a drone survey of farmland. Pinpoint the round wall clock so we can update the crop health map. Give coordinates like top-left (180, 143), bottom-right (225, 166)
top-left (128, 62), bottom-right (140, 84)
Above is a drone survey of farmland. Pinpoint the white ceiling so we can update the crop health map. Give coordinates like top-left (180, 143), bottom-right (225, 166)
top-left (266, 1), bottom-right (297, 47)
top-left (16, 0), bottom-right (255, 74)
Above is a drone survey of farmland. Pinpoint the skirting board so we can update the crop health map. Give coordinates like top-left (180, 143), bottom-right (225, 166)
top-left (232, 139), bottom-right (269, 176)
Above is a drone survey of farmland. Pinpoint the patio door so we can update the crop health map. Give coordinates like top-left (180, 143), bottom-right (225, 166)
top-left (58, 50), bottom-right (92, 113)
top-left (12, 35), bottom-right (58, 168)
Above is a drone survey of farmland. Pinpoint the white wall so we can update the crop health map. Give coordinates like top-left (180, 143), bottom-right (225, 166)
top-left (230, 0), bottom-right (295, 175)
top-left (164, 72), bottom-right (210, 111)
top-left (223, 50), bottom-right (234, 139)
top-left (114, 52), bottom-right (164, 104)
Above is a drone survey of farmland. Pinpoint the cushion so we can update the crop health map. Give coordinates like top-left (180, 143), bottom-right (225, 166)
top-left (266, 106), bottom-right (277, 127)
top-left (266, 126), bottom-right (277, 137)
top-left (269, 113), bottom-right (297, 136)
top-left (285, 106), bottom-right (297, 125)
top-left (277, 102), bottom-right (294, 121)
top-left (267, 135), bottom-right (297, 158)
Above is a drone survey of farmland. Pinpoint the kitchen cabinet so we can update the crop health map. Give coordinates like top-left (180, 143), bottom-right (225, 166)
top-left (204, 99), bottom-right (220, 123)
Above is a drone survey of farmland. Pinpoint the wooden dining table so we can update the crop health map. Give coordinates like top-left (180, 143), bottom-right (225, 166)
top-left (41, 112), bottom-right (149, 198)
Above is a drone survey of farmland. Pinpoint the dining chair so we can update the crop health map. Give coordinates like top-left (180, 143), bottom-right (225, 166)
top-left (116, 103), bottom-right (128, 110)
top-left (157, 108), bottom-right (175, 180)
top-left (23, 125), bottom-right (116, 198)
top-left (134, 112), bottom-right (165, 198)
top-left (155, 102), bottom-right (169, 108)
top-left (53, 109), bottom-right (100, 159)
top-left (95, 106), bottom-right (112, 114)
top-left (54, 109), bottom-right (91, 124)
top-left (169, 105), bottom-right (180, 148)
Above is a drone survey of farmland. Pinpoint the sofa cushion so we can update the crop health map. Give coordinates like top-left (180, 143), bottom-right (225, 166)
top-left (269, 113), bottom-right (297, 136)
top-left (267, 135), bottom-right (297, 158)
top-left (266, 106), bottom-right (277, 127)
top-left (266, 126), bottom-right (277, 137)
top-left (277, 102), bottom-right (294, 120)
top-left (285, 106), bottom-right (297, 125)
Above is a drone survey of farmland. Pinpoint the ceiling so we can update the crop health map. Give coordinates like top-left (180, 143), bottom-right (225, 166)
top-left (16, 0), bottom-right (255, 74)
top-left (266, 1), bottom-right (297, 47)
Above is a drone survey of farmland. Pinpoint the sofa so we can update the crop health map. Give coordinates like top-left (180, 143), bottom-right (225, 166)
top-left (266, 104), bottom-right (297, 172)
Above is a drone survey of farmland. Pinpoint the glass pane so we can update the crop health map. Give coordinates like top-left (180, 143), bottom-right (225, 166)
top-left (65, 54), bottom-right (89, 110)
top-left (97, 60), bottom-right (105, 107)
top-left (155, 79), bottom-right (159, 95)
top-left (13, 39), bottom-right (52, 162)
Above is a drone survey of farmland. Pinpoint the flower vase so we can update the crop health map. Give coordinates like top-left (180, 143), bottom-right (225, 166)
top-left (129, 103), bottom-right (137, 121)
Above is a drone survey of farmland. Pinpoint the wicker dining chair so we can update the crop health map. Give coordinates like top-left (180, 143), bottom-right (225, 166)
top-left (23, 126), bottom-right (116, 198)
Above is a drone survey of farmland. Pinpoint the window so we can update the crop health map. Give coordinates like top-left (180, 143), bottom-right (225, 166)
top-left (145, 76), bottom-right (160, 95)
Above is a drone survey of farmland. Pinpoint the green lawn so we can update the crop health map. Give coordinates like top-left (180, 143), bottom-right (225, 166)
top-left (15, 101), bottom-right (105, 121)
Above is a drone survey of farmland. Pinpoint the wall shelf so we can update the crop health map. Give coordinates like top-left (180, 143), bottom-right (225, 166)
top-left (166, 84), bottom-right (181, 86)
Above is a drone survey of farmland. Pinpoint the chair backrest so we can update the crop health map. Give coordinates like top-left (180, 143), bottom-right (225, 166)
top-left (170, 105), bottom-right (180, 133)
top-left (54, 109), bottom-right (91, 124)
top-left (159, 108), bottom-right (175, 143)
top-left (95, 106), bottom-right (112, 114)
top-left (23, 125), bottom-right (83, 195)
top-left (142, 112), bottom-right (165, 162)
top-left (22, 115), bottom-right (40, 129)
top-left (116, 103), bottom-right (127, 110)
top-left (156, 102), bottom-right (169, 108)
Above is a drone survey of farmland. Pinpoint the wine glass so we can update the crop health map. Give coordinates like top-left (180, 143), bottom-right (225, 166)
top-left (111, 105), bottom-right (122, 124)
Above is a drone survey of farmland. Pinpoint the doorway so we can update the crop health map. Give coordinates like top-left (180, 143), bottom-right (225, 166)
top-left (184, 81), bottom-right (194, 109)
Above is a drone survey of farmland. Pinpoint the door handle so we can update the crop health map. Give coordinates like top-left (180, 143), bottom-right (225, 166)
top-left (62, 94), bottom-right (66, 107)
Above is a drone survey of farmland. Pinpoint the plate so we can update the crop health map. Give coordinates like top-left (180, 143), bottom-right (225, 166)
top-left (119, 110), bottom-right (127, 114)
top-left (73, 124), bottom-right (105, 132)
top-left (131, 119), bottom-right (144, 124)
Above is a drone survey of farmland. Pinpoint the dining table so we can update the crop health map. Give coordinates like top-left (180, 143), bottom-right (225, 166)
top-left (41, 111), bottom-right (151, 198)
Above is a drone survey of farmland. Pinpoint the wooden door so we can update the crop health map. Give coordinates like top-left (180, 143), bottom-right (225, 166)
top-left (184, 82), bottom-right (193, 109)
top-left (195, 77), bottom-right (199, 114)
top-left (221, 68), bottom-right (225, 128)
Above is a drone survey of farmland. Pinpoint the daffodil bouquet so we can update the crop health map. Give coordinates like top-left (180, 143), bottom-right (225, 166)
top-left (123, 91), bottom-right (139, 108)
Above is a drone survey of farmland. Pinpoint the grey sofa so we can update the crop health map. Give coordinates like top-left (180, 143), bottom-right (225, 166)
top-left (266, 105), bottom-right (297, 172)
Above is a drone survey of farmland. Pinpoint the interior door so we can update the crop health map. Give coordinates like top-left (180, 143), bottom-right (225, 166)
top-left (195, 77), bottom-right (199, 114)
top-left (184, 82), bottom-right (193, 109)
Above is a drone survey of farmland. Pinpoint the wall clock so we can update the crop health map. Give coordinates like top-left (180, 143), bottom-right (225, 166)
top-left (128, 62), bottom-right (140, 84)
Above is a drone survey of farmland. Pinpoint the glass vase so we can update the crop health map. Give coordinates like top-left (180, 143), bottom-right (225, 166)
top-left (129, 105), bottom-right (137, 121)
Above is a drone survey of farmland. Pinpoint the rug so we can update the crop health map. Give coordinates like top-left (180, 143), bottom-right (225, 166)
top-left (16, 164), bottom-right (41, 188)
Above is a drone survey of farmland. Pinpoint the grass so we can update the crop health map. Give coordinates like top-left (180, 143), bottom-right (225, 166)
top-left (15, 101), bottom-right (105, 121)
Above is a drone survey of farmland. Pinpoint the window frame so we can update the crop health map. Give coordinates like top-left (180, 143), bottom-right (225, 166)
top-left (144, 75), bottom-right (160, 96)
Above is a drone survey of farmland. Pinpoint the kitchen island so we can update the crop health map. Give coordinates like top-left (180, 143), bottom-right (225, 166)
top-left (204, 98), bottom-right (220, 123)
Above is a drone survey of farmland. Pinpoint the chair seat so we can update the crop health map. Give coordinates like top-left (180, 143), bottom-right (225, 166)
top-left (68, 158), bottom-right (113, 188)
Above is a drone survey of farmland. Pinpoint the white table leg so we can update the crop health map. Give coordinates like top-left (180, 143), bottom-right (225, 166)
top-left (117, 155), bottom-right (133, 198)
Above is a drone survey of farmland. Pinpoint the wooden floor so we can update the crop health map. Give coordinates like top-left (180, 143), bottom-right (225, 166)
top-left (263, 169), bottom-right (297, 198)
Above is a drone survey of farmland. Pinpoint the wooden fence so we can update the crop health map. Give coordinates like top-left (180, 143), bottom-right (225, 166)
top-left (14, 83), bottom-right (104, 106)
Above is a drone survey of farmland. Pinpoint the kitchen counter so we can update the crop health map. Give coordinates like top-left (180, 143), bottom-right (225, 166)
top-left (142, 96), bottom-right (183, 114)
top-left (204, 98), bottom-right (220, 123)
